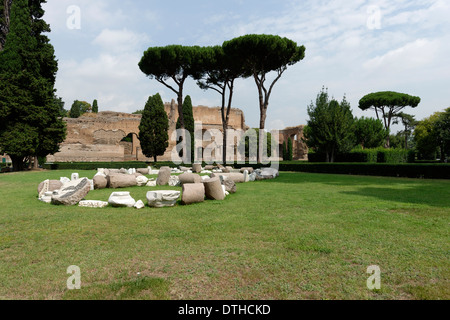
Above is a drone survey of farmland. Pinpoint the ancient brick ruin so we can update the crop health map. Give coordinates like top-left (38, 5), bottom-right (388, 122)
top-left (3, 101), bottom-right (308, 165)
top-left (277, 126), bottom-right (309, 161)
top-left (47, 101), bottom-right (250, 162)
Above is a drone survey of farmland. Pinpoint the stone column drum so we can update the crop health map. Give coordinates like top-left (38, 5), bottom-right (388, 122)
top-left (181, 183), bottom-right (205, 205)
top-left (192, 164), bottom-right (202, 173)
top-left (156, 167), bottom-right (171, 186)
top-left (178, 173), bottom-right (202, 185)
top-left (211, 173), bottom-right (245, 183)
top-left (107, 174), bottom-right (138, 189)
top-left (203, 177), bottom-right (225, 201)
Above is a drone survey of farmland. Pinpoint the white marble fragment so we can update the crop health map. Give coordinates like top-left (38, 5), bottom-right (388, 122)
top-left (78, 200), bottom-right (109, 208)
top-left (108, 192), bottom-right (136, 208)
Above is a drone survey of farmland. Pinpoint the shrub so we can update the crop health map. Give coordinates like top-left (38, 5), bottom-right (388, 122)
top-left (43, 162), bottom-right (149, 171)
top-left (407, 150), bottom-right (416, 163)
top-left (233, 162), bottom-right (450, 179)
top-left (377, 148), bottom-right (409, 164)
top-left (42, 161), bottom-right (185, 171)
top-left (287, 138), bottom-right (293, 161)
top-left (38, 156), bottom-right (47, 167)
top-left (308, 152), bottom-right (326, 163)
top-left (336, 149), bottom-right (378, 163)
top-left (308, 148), bottom-right (408, 164)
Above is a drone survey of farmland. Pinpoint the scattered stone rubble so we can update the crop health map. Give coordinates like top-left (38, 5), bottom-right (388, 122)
top-left (37, 164), bottom-right (279, 209)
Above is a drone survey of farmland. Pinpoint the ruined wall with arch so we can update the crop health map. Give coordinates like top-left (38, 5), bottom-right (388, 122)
top-left (278, 125), bottom-right (309, 161)
top-left (47, 102), bottom-right (248, 163)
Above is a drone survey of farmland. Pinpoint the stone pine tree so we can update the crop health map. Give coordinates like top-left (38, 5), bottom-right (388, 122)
top-left (176, 95), bottom-right (195, 161)
top-left (196, 45), bottom-right (244, 164)
top-left (92, 99), bottom-right (99, 113)
top-left (139, 45), bottom-right (203, 162)
top-left (138, 93), bottom-right (169, 162)
top-left (223, 34), bottom-right (305, 162)
top-left (359, 91), bottom-right (421, 148)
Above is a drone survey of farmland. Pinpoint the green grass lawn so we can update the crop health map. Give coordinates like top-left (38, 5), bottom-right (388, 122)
top-left (0, 170), bottom-right (448, 300)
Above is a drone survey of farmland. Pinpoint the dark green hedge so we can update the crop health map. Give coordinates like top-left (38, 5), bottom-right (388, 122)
top-left (376, 149), bottom-right (409, 163)
top-left (43, 162), bottom-right (150, 170)
top-left (309, 149), bottom-right (413, 164)
top-left (282, 163), bottom-right (449, 179)
top-left (43, 161), bottom-right (208, 170)
top-left (236, 162), bottom-right (449, 179)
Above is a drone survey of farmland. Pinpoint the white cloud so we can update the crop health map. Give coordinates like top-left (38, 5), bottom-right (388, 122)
top-left (92, 28), bottom-right (150, 53)
top-left (43, 0), bottom-right (450, 131)
top-left (363, 38), bottom-right (438, 71)
top-left (268, 119), bottom-right (286, 132)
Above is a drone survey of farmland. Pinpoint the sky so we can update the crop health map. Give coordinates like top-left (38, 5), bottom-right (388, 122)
top-left (42, 0), bottom-right (450, 133)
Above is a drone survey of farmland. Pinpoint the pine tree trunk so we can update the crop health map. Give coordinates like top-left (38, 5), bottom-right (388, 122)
top-left (177, 87), bottom-right (188, 164)
top-left (0, 0), bottom-right (11, 51)
top-left (259, 112), bottom-right (267, 163)
top-left (222, 123), bottom-right (227, 165)
top-left (10, 155), bottom-right (24, 172)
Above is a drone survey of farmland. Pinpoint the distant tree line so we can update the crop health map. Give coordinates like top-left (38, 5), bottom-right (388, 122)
top-left (413, 108), bottom-right (449, 161)
top-left (304, 87), bottom-right (449, 163)
top-left (68, 99), bottom-right (100, 118)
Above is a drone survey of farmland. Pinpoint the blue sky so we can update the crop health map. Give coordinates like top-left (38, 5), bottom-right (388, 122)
top-left (42, 0), bottom-right (450, 133)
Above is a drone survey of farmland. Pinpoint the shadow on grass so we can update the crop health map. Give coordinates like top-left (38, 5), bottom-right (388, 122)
top-left (266, 173), bottom-right (450, 208)
top-left (63, 276), bottom-right (170, 300)
top-left (340, 186), bottom-right (450, 208)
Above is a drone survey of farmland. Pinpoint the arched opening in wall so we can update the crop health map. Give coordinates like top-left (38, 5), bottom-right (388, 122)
top-left (120, 133), bottom-right (139, 160)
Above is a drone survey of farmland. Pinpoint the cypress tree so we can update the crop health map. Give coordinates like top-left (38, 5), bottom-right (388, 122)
top-left (138, 93), bottom-right (169, 162)
top-left (69, 100), bottom-right (81, 118)
top-left (0, 0), bottom-right (65, 170)
top-left (92, 99), bottom-right (99, 113)
top-left (30, 0), bottom-right (66, 165)
top-left (0, 0), bottom-right (40, 170)
top-left (287, 138), bottom-right (293, 161)
top-left (282, 141), bottom-right (287, 161)
top-left (176, 95), bottom-right (195, 162)
top-left (0, 0), bottom-right (12, 51)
